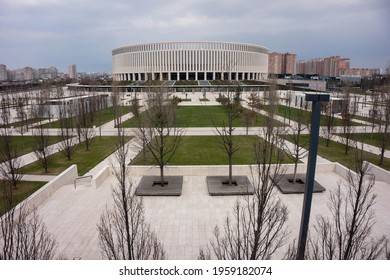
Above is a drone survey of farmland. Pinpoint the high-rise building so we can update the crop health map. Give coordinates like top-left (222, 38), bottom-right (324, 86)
top-left (68, 64), bottom-right (77, 79)
top-left (296, 56), bottom-right (350, 77)
top-left (268, 52), bottom-right (297, 75)
top-left (343, 68), bottom-right (380, 77)
top-left (0, 64), bottom-right (7, 81)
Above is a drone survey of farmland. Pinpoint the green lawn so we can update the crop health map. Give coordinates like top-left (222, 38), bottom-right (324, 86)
top-left (0, 136), bottom-right (63, 160)
top-left (0, 117), bottom-right (47, 128)
top-left (351, 114), bottom-right (385, 125)
top-left (22, 136), bottom-right (132, 176)
top-left (263, 104), bottom-right (360, 126)
top-left (44, 106), bottom-right (130, 128)
top-left (122, 106), bottom-right (281, 127)
top-left (299, 135), bottom-right (390, 171)
top-left (131, 135), bottom-right (294, 165)
top-left (0, 181), bottom-right (45, 216)
top-left (335, 133), bottom-right (390, 149)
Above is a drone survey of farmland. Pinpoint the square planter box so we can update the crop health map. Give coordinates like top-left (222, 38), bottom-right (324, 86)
top-left (135, 176), bottom-right (183, 196)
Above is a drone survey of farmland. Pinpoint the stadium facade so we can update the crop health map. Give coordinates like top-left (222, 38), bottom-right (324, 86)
top-left (112, 41), bottom-right (268, 82)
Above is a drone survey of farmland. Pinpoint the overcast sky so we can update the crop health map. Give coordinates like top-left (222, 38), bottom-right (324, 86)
top-left (1, 0), bottom-right (389, 73)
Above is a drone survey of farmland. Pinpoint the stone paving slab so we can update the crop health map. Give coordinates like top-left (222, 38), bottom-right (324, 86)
top-left (135, 175), bottom-right (183, 196)
top-left (30, 170), bottom-right (390, 260)
top-left (276, 173), bottom-right (325, 194)
top-left (206, 175), bottom-right (254, 196)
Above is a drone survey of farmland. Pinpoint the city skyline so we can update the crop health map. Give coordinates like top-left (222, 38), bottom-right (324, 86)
top-left (1, 0), bottom-right (389, 73)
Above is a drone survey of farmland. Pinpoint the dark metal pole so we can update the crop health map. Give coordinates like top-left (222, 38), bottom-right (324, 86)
top-left (296, 93), bottom-right (330, 260)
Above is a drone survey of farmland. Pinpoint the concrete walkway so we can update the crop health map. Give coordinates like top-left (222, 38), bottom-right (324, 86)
top-left (34, 166), bottom-right (390, 260)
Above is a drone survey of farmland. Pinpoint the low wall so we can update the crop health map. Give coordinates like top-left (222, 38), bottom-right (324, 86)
top-left (333, 161), bottom-right (390, 183)
top-left (91, 164), bottom-right (111, 189)
top-left (365, 161), bottom-right (390, 182)
top-left (334, 162), bottom-right (351, 179)
top-left (23, 165), bottom-right (78, 210)
top-left (127, 163), bottom-right (336, 177)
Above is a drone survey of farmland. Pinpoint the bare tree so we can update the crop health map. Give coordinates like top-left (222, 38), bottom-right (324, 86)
top-left (247, 92), bottom-right (262, 111)
top-left (14, 94), bottom-right (28, 136)
top-left (32, 121), bottom-right (51, 173)
top-left (283, 107), bottom-right (308, 184)
top-left (111, 82), bottom-right (122, 128)
top-left (0, 119), bottom-right (22, 189)
top-left (77, 99), bottom-right (95, 151)
top-left (57, 102), bottom-right (77, 160)
top-left (299, 145), bottom-right (388, 260)
top-left (214, 86), bottom-right (243, 185)
top-left (131, 94), bottom-right (149, 164)
top-left (0, 92), bottom-right (11, 128)
top-left (136, 87), bottom-right (182, 186)
top-left (199, 115), bottom-right (289, 260)
top-left (321, 101), bottom-right (335, 147)
top-left (369, 93), bottom-right (381, 136)
top-left (130, 93), bottom-right (141, 121)
top-left (97, 128), bottom-right (166, 260)
top-left (243, 108), bottom-right (256, 136)
top-left (378, 92), bottom-right (389, 166)
top-left (1, 177), bottom-right (57, 260)
top-left (339, 90), bottom-right (358, 155)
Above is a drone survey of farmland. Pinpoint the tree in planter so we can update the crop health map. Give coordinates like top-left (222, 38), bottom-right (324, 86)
top-left (199, 121), bottom-right (289, 260)
top-left (282, 106), bottom-right (309, 184)
top-left (136, 87), bottom-right (182, 186)
top-left (97, 128), bottom-right (166, 260)
top-left (214, 86), bottom-right (243, 185)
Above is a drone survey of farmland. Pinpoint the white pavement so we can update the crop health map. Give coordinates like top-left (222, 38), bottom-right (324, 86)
top-left (35, 166), bottom-right (390, 260)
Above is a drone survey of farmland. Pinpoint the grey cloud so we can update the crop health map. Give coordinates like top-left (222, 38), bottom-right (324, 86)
top-left (0, 0), bottom-right (388, 72)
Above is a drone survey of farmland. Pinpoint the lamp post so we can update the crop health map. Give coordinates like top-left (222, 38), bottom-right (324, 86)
top-left (296, 93), bottom-right (330, 260)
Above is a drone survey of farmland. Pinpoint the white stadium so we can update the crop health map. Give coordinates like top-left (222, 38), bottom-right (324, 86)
top-left (112, 41), bottom-right (269, 82)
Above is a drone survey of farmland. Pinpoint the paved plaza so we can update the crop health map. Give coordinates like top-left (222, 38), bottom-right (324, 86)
top-left (35, 166), bottom-right (390, 260)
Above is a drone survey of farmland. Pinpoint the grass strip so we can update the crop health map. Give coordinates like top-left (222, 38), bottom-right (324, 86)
top-left (131, 135), bottom-right (294, 165)
top-left (22, 136), bottom-right (132, 176)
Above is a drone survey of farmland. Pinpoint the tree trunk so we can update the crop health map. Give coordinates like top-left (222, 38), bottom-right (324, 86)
top-left (293, 161), bottom-right (298, 184)
top-left (379, 125), bottom-right (388, 166)
top-left (228, 153), bottom-right (233, 185)
top-left (160, 164), bottom-right (165, 187)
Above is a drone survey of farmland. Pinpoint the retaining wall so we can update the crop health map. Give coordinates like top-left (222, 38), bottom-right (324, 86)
top-left (23, 165), bottom-right (78, 210)
top-left (125, 163), bottom-right (336, 177)
top-left (91, 164), bottom-right (111, 189)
